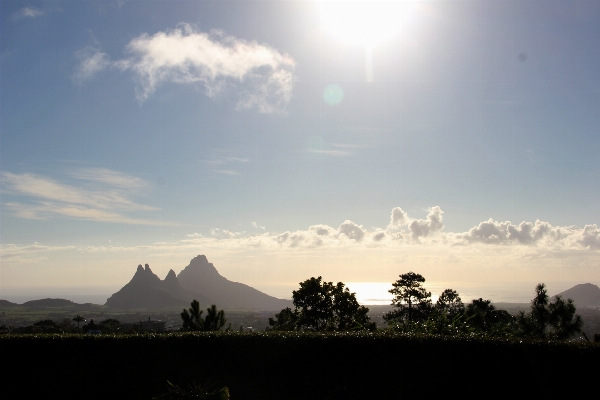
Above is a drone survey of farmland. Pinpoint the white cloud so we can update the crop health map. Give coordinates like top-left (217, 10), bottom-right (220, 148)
top-left (200, 206), bottom-right (600, 253)
top-left (76, 24), bottom-right (296, 112)
top-left (252, 222), bottom-right (266, 230)
top-left (455, 218), bottom-right (569, 246)
top-left (389, 207), bottom-right (409, 229)
top-left (409, 206), bottom-right (444, 241)
top-left (73, 46), bottom-right (110, 84)
top-left (309, 224), bottom-right (335, 236)
top-left (211, 228), bottom-right (240, 239)
top-left (12, 7), bottom-right (45, 19)
top-left (1, 169), bottom-right (165, 225)
top-left (338, 220), bottom-right (366, 242)
top-left (70, 168), bottom-right (148, 189)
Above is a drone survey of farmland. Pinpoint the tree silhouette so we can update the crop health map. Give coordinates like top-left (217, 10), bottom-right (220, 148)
top-left (181, 300), bottom-right (227, 332)
top-left (464, 298), bottom-right (513, 332)
top-left (435, 289), bottom-right (464, 318)
top-left (268, 307), bottom-right (299, 331)
top-left (72, 315), bottom-right (85, 330)
top-left (98, 318), bottom-right (121, 334)
top-left (270, 277), bottom-right (375, 331)
top-left (203, 304), bottom-right (226, 331)
top-left (517, 283), bottom-right (583, 339)
top-left (384, 272), bottom-right (432, 323)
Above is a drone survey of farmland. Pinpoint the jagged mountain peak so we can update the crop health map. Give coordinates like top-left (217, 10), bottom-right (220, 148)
top-left (106, 256), bottom-right (291, 310)
top-left (178, 255), bottom-right (221, 278)
top-left (177, 255), bottom-right (293, 310)
top-left (165, 269), bottom-right (177, 281)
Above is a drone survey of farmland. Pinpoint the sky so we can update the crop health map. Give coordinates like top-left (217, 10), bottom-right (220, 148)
top-left (1, 0), bottom-right (599, 304)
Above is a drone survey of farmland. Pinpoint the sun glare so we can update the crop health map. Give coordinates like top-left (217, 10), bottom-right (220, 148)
top-left (319, 1), bottom-right (413, 46)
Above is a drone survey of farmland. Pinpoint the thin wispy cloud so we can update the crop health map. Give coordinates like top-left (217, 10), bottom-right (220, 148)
top-left (0, 243), bottom-right (76, 265)
top-left (1, 169), bottom-right (166, 225)
top-left (70, 168), bottom-right (149, 189)
top-left (204, 149), bottom-right (249, 176)
top-left (307, 149), bottom-right (351, 157)
top-left (73, 46), bottom-right (110, 85)
top-left (74, 24), bottom-right (296, 113)
top-left (12, 7), bottom-right (45, 20)
top-left (214, 170), bottom-right (240, 176)
top-left (307, 143), bottom-right (361, 157)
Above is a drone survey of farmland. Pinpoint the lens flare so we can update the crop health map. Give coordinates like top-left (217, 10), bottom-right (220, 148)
top-left (323, 84), bottom-right (344, 105)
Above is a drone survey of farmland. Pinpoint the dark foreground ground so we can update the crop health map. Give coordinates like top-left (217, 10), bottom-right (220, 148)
top-left (1, 332), bottom-right (598, 400)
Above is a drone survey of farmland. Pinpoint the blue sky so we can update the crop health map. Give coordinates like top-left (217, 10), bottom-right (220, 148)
top-left (1, 1), bottom-right (599, 302)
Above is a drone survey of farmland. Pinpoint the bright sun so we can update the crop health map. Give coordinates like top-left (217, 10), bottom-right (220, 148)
top-left (319, 1), bottom-right (414, 46)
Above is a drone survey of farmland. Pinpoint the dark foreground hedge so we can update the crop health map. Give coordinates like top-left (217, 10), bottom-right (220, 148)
top-left (1, 332), bottom-right (598, 400)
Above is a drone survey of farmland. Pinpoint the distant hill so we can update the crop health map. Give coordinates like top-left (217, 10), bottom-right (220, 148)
top-left (0, 300), bottom-right (18, 307)
top-left (105, 264), bottom-right (211, 309)
top-left (23, 298), bottom-right (77, 307)
top-left (177, 255), bottom-right (293, 311)
top-left (554, 283), bottom-right (600, 306)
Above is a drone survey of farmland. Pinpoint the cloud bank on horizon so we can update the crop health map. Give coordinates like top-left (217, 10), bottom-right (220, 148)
top-left (74, 24), bottom-right (296, 113)
top-left (3, 169), bottom-right (599, 254)
top-left (197, 206), bottom-right (600, 251)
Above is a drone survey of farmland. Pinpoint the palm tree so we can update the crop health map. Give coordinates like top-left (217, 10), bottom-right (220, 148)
top-left (72, 315), bottom-right (85, 330)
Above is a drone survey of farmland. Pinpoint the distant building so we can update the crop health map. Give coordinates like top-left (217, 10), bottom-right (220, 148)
top-left (139, 318), bottom-right (166, 331)
top-left (120, 318), bottom-right (166, 332)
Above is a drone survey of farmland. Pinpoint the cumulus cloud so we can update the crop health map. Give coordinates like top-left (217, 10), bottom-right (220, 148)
top-left (252, 222), bottom-right (266, 230)
top-left (409, 206), bottom-right (444, 241)
top-left (456, 218), bottom-right (569, 246)
top-left (201, 206), bottom-right (599, 253)
top-left (309, 224), bottom-right (335, 236)
top-left (75, 24), bottom-right (296, 112)
top-left (389, 207), bottom-right (409, 229)
top-left (338, 220), bottom-right (366, 241)
top-left (0, 169), bottom-right (165, 225)
top-left (569, 225), bottom-right (600, 249)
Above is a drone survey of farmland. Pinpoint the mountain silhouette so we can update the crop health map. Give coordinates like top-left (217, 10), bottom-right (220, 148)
top-left (105, 263), bottom-right (211, 308)
top-left (555, 283), bottom-right (600, 306)
top-left (177, 255), bottom-right (293, 310)
top-left (105, 256), bottom-right (292, 310)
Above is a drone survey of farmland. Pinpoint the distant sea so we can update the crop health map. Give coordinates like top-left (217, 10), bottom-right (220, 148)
top-left (253, 280), bottom-right (592, 306)
top-left (0, 287), bottom-right (118, 305)
top-left (1, 280), bottom-right (593, 306)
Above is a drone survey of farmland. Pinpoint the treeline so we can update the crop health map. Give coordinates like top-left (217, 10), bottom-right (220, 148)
top-left (269, 273), bottom-right (592, 341)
